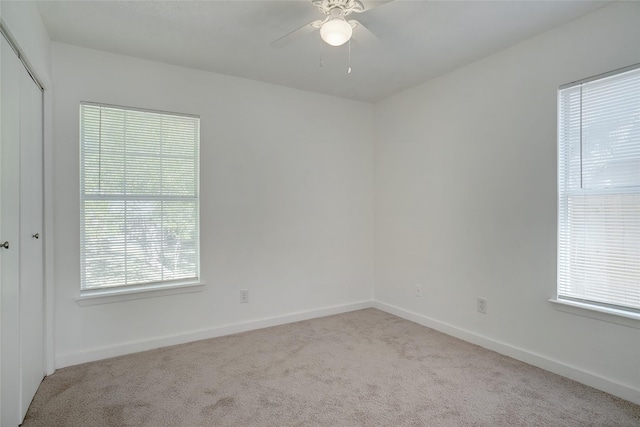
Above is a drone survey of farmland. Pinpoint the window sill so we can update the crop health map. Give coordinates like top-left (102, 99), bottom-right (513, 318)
top-left (549, 299), bottom-right (640, 329)
top-left (76, 281), bottom-right (205, 306)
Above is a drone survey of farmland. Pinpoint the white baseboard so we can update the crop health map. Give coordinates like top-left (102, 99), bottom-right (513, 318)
top-left (373, 301), bottom-right (640, 405)
top-left (55, 300), bottom-right (373, 369)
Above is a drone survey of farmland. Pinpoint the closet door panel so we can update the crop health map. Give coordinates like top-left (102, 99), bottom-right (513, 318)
top-left (19, 61), bottom-right (44, 419)
top-left (0, 35), bottom-right (23, 427)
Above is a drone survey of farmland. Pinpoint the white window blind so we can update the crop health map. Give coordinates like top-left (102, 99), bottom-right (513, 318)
top-left (80, 103), bottom-right (200, 291)
top-left (558, 65), bottom-right (640, 313)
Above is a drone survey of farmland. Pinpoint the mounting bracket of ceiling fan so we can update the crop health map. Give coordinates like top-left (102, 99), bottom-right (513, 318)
top-left (311, 0), bottom-right (365, 16)
top-left (271, 0), bottom-right (393, 48)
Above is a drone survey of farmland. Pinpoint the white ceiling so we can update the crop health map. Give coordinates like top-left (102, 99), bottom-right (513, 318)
top-left (35, 0), bottom-right (610, 103)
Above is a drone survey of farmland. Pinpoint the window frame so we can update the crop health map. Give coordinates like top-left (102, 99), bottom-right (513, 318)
top-left (552, 64), bottom-right (640, 325)
top-left (78, 102), bottom-right (201, 301)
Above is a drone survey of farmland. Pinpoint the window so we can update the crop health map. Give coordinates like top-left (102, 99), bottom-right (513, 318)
top-left (80, 103), bottom-right (200, 292)
top-left (558, 65), bottom-right (640, 315)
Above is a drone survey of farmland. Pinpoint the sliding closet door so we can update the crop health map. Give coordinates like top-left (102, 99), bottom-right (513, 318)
top-left (0, 34), bottom-right (45, 426)
top-left (19, 45), bottom-right (44, 419)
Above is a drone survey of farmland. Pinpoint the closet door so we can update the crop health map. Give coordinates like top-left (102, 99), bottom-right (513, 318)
top-left (1, 34), bottom-right (24, 427)
top-left (19, 46), bottom-right (44, 420)
top-left (0, 34), bottom-right (45, 426)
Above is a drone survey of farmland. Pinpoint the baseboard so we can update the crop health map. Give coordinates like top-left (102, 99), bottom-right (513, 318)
top-left (373, 301), bottom-right (640, 405)
top-left (55, 300), bottom-right (373, 369)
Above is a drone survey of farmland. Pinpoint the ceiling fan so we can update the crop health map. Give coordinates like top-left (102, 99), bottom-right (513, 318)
top-left (271, 0), bottom-right (393, 48)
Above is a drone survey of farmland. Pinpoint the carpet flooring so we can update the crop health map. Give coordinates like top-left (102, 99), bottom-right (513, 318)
top-left (22, 308), bottom-right (640, 426)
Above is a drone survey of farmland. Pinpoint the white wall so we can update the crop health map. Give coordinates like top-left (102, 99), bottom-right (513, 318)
top-left (374, 1), bottom-right (640, 403)
top-left (0, 1), bottom-right (50, 87)
top-left (51, 43), bottom-right (374, 367)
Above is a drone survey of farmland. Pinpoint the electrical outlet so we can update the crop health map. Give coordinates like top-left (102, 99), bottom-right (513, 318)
top-left (477, 297), bottom-right (487, 314)
top-left (415, 284), bottom-right (423, 298)
top-left (240, 289), bottom-right (249, 304)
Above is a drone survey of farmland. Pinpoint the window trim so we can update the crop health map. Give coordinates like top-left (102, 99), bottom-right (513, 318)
top-left (559, 63), bottom-right (640, 90)
top-left (76, 280), bottom-right (205, 306)
top-left (549, 299), bottom-right (640, 329)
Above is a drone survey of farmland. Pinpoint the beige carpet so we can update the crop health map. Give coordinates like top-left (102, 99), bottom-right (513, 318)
top-left (23, 308), bottom-right (639, 426)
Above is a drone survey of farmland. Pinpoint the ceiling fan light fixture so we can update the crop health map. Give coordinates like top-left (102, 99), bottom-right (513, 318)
top-left (320, 17), bottom-right (353, 46)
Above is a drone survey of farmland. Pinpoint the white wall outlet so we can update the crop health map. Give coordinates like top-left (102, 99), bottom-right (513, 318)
top-left (240, 289), bottom-right (249, 304)
top-left (415, 284), bottom-right (423, 298)
top-left (477, 297), bottom-right (487, 314)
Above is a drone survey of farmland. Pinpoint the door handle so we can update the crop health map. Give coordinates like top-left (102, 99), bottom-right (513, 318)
top-left (32, 233), bottom-right (39, 239)
top-left (1, 241), bottom-right (8, 249)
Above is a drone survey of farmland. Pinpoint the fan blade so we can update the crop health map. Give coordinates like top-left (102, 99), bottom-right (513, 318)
top-left (271, 20), bottom-right (323, 48)
top-left (350, 20), bottom-right (383, 47)
top-left (356, 0), bottom-right (394, 13)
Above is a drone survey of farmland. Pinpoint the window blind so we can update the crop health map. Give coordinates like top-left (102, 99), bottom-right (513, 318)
top-left (80, 103), bottom-right (200, 291)
top-left (558, 66), bottom-right (640, 312)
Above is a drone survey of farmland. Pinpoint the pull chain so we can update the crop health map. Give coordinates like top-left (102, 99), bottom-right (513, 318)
top-left (347, 39), bottom-right (352, 74)
top-left (319, 35), bottom-right (324, 67)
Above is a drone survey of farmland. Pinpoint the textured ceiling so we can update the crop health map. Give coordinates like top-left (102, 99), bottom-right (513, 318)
top-left (35, 0), bottom-right (610, 103)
